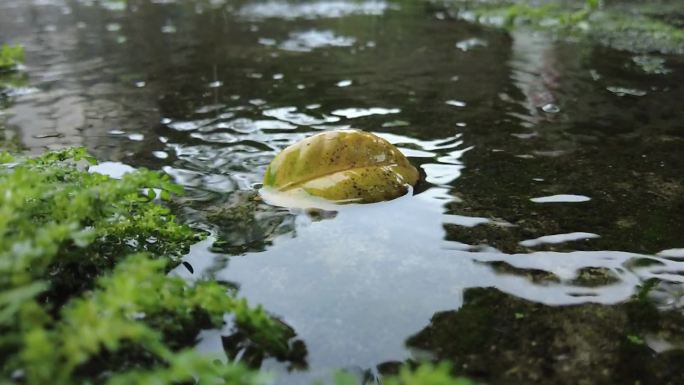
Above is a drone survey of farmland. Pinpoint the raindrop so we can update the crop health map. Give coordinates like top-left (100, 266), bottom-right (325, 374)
top-left (106, 23), bottom-right (121, 32)
top-left (135, 81), bottom-right (146, 88)
top-left (336, 79), bottom-right (352, 87)
top-left (128, 133), bottom-right (144, 141)
top-left (208, 80), bottom-right (223, 88)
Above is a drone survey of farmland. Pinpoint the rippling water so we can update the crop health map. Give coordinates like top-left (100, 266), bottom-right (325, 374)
top-left (1, 0), bottom-right (683, 383)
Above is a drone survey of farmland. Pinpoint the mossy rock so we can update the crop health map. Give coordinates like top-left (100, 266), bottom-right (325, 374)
top-left (262, 130), bottom-right (419, 205)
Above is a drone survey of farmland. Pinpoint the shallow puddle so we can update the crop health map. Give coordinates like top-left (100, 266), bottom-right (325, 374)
top-left (1, 0), bottom-right (683, 384)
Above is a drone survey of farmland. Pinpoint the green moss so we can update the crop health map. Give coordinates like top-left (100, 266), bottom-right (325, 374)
top-left (0, 148), bottom-right (287, 385)
top-left (449, 0), bottom-right (684, 54)
top-left (0, 45), bottom-right (24, 72)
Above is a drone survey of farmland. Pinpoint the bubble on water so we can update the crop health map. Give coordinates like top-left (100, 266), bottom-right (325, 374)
top-left (541, 103), bottom-right (560, 113)
top-left (336, 79), bottom-right (352, 87)
top-left (128, 133), bottom-right (144, 141)
top-left (160, 118), bottom-right (172, 125)
top-left (531, 194), bottom-right (591, 203)
top-left (249, 98), bottom-right (266, 106)
top-left (159, 136), bottom-right (169, 144)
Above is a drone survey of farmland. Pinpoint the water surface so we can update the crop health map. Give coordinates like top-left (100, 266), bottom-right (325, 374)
top-left (1, 1), bottom-right (683, 384)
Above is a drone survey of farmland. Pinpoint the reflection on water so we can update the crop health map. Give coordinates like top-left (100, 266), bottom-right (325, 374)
top-left (1, 0), bottom-right (683, 383)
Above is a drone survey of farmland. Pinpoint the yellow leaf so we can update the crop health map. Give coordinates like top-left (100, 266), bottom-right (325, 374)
top-left (262, 130), bottom-right (419, 204)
